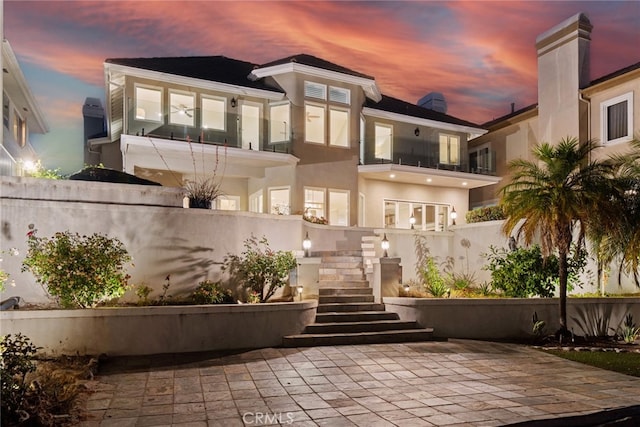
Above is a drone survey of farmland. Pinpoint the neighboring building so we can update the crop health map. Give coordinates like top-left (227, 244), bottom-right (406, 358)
top-left (1, 39), bottom-right (48, 176)
top-left (97, 54), bottom-right (499, 229)
top-left (82, 97), bottom-right (107, 166)
top-left (469, 13), bottom-right (640, 208)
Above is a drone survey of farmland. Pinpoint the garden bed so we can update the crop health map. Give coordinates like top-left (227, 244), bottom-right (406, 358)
top-left (0, 300), bottom-right (318, 357)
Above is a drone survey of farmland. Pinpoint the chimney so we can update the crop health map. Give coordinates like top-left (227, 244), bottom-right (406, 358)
top-left (536, 13), bottom-right (592, 144)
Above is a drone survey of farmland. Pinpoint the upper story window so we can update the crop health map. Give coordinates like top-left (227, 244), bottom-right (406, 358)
top-left (439, 133), bottom-right (460, 165)
top-left (601, 92), bottom-right (633, 145)
top-left (329, 86), bottom-right (350, 105)
top-left (169, 91), bottom-right (195, 127)
top-left (269, 102), bottom-right (290, 143)
top-left (375, 123), bottom-right (392, 160)
top-left (304, 81), bottom-right (327, 100)
top-left (135, 86), bottom-right (162, 122)
top-left (13, 109), bottom-right (26, 147)
top-left (469, 146), bottom-right (493, 174)
top-left (201, 96), bottom-right (225, 130)
top-left (304, 81), bottom-right (351, 147)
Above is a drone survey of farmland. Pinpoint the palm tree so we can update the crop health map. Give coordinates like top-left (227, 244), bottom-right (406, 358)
top-left (500, 138), bottom-right (616, 335)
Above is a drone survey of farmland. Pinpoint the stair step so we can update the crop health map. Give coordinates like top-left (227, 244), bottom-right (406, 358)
top-left (319, 268), bottom-right (364, 275)
top-left (319, 288), bottom-right (372, 296)
top-left (321, 256), bottom-right (363, 263)
top-left (319, 274), bottom-right (365, 281)
top-left (304, 320), bottom-right (419, 334)
top-left (317, 302), bottom-right (385, 312)
top-left (319, 262), bottom-right (363, 269)
top-left (318, 295), bottom-right (375, 304)
top-left (282, 328), bottom-right (435, 347)
top-left (318, 280), bottom-right (370, 288)
top-left (315, 311), bottom-right (399, 323)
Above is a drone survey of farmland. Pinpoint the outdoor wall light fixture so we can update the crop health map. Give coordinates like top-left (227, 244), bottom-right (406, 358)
top-left (381, 233), bottom-right (389, 258)
top-left (302, 232), bottom-right (311, 257)
top-left (409, 213), bottom-right (416, 229)
top-left (297, 285), bottom-right (304, 301)
top-left (403, 283), bottom-right (411, 293)
top-left (451, 207), bottom-right (457, 226)
top-left (414, 127), bottom-right (420, 137)
top-left (230, 97), bottom-right (237, 108)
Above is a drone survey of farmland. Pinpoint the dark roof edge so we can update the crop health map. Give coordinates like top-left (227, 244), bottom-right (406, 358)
top-left (482, 103), bottom-right (538, 128)
top-left (587, 61), bottom-right (640, 88)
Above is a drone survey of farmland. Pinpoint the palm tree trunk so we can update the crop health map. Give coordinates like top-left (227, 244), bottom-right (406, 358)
top-left (558, 249), bottom-right (569, 335)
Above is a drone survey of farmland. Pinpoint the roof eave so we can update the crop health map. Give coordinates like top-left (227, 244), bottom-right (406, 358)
top-left (362, 107), bottom-right (487, 138)
top-left (249, 62), bottom-right (382, 102)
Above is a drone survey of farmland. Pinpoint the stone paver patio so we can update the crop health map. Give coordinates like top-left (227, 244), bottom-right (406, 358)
top-left (80, 340), bottom-right (640, 426)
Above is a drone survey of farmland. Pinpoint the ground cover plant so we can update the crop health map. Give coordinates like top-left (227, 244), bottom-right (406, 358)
top-left (543, 349), bottom-right (640, 377)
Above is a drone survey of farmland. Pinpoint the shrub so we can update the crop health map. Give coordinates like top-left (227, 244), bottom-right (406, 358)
top-left (466, 205), bottom-right (506, 223)
top-left (222, 235), bottom-right (297, 303)
top-left (414, 235), bottom-right (449, 298)
top-left (618, 314), bottom-right (640, 344)
top-left (483, 245), bottom-right (558, 297)
top-left (191, 280), bottom-right (234, 304)
top-left (1, 333), bottom-right (38, 423)
top-left (22, 228), bottom-right (131, 308)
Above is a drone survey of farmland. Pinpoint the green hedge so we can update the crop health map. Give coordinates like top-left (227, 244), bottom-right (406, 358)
top-left (466, 205), bottom-right (506, 223)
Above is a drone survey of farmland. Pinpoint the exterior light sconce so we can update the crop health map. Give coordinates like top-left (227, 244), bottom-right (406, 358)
top-left (451, 207), bottom-right (457, 226)
top-left (414, 127), bottom-right (420, 137)
top-left (409, 213), bottom-right (416, 230)
top-left (381, 233), bottom-right (389, 258)
top-left (297, 285), bottom-right (304, 301)
top-left (302, 232), bottom-right (311, 257)
top-left (403, 283), bottom-right (411, 293)
top-left (230, 97), bottom-right (237, 108)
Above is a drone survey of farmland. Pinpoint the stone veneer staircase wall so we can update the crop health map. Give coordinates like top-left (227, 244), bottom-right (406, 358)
top-left (283, 250), bottom-right (434, 347)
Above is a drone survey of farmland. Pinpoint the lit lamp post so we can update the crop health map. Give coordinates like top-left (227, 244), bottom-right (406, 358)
top-left (381, 233), bottom-right (389, 258)
top-left (451, 207), bottom-right (457, 226)
top-left (409, 213), bottom-right (416, 230)
top-left (297, 285), bottom-right (304, 301)
top-left (302, 232), bottom-right (311, 257)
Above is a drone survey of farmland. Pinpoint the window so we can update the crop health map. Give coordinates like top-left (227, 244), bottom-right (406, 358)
top-left (383, 199), bottom-right (450, 231)
top-left (329, 190), bottom-right (349, 226)
top-left (359, 116), bottom-right (365, 164)
top-left (375, 123), bottom-right (392, 160)
top-left (602, 92), bottom-right (633, 144)
top-left (13, 110), bottom-right (26, 147)
top-left (305, 103), bottom-right (325, 144)
top-left (202, 97), bottom-right (225, 130)
top-left (358, 193), bottom-right (365, 227)
top-left (329, 86), bottom-right (350, 104)
top-left (269, 187), bottom-right (290, 215)
top-left (329, 108), bottom-right (349, 147)
top-left (135, 86), bottom-right (162, 122)
top-left (439, 134), bottom-right (460, 165)
top-left (249, 190), bottom-right (263, 213)
top-left (217, 196), bottom-right (240, 211)
top-left (169, 92), bottom-right (195, 126)
top-left (304, 81), bottom-right (327, 100)
top-left (269, 103), bottom-right (290, 143)
top-left (3, 92), bottom-right (9, 129)
top-left (470, 147), bottom-right (493, 173)
top-left (241, 102), bottom-right (261, 150)
top-left (304, 188), bottom-right (326, 219)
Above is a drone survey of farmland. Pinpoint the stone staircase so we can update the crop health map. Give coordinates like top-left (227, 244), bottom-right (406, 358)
top-left (283, 252), bottom-right (434, 347)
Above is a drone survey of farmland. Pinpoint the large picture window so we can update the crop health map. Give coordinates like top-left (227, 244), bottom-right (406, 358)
top-left (305, 103), bottom-right (325, 144)
top-left (439, 134), bottom-right (460, 165)
top-left (375, 123), bottom-right (392, 160)
top-left (135, 86), bottom-right (162, 122)
top-left (601, 92), bottom-right (633, 144)
top-left (269, 187), bottom-right (290, 215)
top-left (329, 108), bottom-right (349, 147)
top-left (304, 188), bottom-right (326, 219)
top-left (202, 97), bottom-right (225, 130)
top-left (169, 92), bottom-right (195, 127)
top-left (329, 190), bottom-right (349, 226)
top-left (270, 103), bottom-right (290, 143)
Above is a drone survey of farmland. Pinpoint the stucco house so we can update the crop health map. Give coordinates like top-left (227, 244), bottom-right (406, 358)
top-left (469, 13), bottom-right (640, 208)
top-left (0, 40), bottom-right (49, 176)
top-left (94, 53), bottom-right (500, 230)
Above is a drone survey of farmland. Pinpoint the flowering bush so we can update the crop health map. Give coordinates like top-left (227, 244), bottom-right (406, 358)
top-left (191, 280), bottom-right (234, 304)
top-left (22, 228), bottom-right (131, 308)
top-left (303, 209), bottom-right (328, 225)
top-left (465, 205), bottom-right (506, 223)
top-left (222, 235), bottom-right (297, 303)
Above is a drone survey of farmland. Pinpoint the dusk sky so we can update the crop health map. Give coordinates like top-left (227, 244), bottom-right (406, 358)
top-left (5, 1), bottom-right (640, 174)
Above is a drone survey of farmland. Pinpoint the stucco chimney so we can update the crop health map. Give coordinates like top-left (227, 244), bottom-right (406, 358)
top-left (536, 13), bottom-right (592, 144)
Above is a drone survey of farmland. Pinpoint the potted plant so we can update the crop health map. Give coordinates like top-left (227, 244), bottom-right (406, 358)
top-left (184, 177), bottom-right (221, 209)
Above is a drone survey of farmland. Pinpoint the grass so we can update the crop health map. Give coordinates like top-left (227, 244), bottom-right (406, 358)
top-left (544, 349), bottom-right (640, 377)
